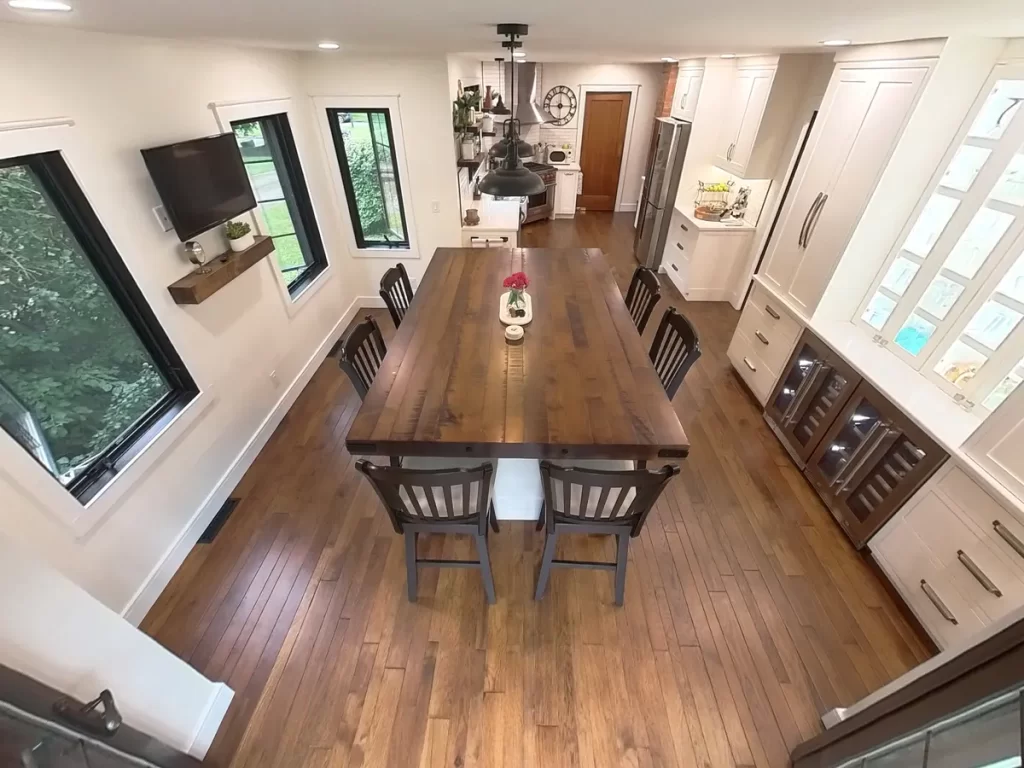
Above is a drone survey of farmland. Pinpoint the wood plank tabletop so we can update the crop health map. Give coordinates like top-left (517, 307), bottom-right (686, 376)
top-left (345, 247), bottom-right (689, 460)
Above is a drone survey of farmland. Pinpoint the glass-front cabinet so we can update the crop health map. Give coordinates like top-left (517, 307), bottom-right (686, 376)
top-left (805, 379), bottom-right (947, 548)
top-left (766, 330), bottom-right (862, 464)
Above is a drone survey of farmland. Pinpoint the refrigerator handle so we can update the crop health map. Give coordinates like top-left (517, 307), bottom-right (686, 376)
top-left (798, 192), bottom-right (823, 248)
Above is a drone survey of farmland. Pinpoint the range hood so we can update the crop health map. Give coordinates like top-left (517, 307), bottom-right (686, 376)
top-left (503, 62), bottom-right (554, 125)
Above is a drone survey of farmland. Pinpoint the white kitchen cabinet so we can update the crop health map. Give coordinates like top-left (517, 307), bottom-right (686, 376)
top-left (872, 462), bottom-right (1024, 649)
top-left (554, 168), bottom-right (579, 218)
top-left (727, 282), bottom-right (803, 405)
top-left (671, 63), bottom-right (704, 123)
top-left (713, 55), bottom-right (813, 179)
top-left (661, 209), bottom-right (754, 307)
top-left (758, 60), bottom-right (931, 319)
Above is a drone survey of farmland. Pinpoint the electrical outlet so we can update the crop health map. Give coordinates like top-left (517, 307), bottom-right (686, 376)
top-left (152, 205), bottom-right (173, 233)
top-left (269, 370), bottom-right (280, 388)
top-left (431, 200), bottom-right (440, 214)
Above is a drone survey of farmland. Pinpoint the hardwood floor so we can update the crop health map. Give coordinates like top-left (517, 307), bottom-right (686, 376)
top-left (142, 212), bottom-right (933, 768)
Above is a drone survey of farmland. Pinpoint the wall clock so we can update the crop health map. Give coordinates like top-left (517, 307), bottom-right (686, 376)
top-left (543, 85), bottom-right (578, 126)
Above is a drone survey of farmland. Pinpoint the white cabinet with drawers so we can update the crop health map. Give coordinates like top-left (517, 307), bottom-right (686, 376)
top-left (461, 229), bottom-right (518, 248)
top-left (872, 463), bottom-right (1024, 649)
top-left (554, 168), bottom-right (580, 218)
top-left (727, 282), bottom-right (802, 405)
top-left (660, 209), bottom-right (755, 308)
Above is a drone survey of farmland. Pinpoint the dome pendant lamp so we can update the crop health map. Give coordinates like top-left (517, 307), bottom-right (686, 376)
top-left (478, 24), bottom-right (545, 197)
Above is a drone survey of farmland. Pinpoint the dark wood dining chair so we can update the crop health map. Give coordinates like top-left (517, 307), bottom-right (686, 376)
top-left (379, 263), bottom-right (414, 328)
top-left (356, 460), bottom-right (499, 604)
top-left (535, 460), bottom-right (679, 606)
top-left (649, 307), bottom-right (701, 401)
top-left (624, 266), bottom-right (662, 334)
top-left (337, 315), bottom-right (387, 400)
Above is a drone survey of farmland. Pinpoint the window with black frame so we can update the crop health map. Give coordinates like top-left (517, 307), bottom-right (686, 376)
top-left (230, 114), bottom-right (327, 294)
top-left (326, 108), bottom-right (410, 249)
top-left (0, 152), bottom-right (198, 503)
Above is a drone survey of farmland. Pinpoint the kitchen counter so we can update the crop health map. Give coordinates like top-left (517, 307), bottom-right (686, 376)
top-left (675, 205), bottom-right (756, 233)
top-left (461, 196), bottom-right (521, 233)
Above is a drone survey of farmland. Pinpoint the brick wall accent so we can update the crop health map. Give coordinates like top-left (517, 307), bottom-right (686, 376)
top-left (656, 62), bottom-right (678, 118)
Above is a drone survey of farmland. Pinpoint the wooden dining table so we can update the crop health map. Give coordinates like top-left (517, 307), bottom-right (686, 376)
top-left (345, 247), bottom-right (690, 518)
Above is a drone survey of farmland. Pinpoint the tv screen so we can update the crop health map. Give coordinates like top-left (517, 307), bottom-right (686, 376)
top-left (141, 133), bottom-right (256, 242)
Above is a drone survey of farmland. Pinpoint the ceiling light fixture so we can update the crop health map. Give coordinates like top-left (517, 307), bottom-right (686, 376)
top-left (512, 51), bottom-right (526, 58)
top-left (8, 0), bottom-right (72, 10)
top-left (479, 24), bottom-right (546, 198)
top-left (820, 39), bottom-right (852, 46)
top-left (720, 53), bottom-right (737, 59)
top-left (661, 57), bottom-right (678, 63)
top-left (317, 41), bottom-right (340, 50)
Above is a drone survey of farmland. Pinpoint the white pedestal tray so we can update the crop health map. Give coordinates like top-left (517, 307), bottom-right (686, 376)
top-left (499, 291), bottom-right (533, 325)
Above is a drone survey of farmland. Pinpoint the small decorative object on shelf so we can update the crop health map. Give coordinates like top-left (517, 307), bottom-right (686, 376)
top-left (225, 220), bottom-right (254, 252)
top-left (694, 180), bottom-right (733, 221)
top-left (464, 208), bottom-right (480, 226)
top-left (499, 271), bottom-right (533, 326)
top-left (183, 240), bottom-right (210, 274)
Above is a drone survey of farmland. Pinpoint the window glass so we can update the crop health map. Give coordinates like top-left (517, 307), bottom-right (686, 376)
top-left (943, 206), bottom-right (1014, 279)
top-left (327, 108), bottom-right (409, 248)
top-left (895, 313), bottom-right (937, 355)
top-left (984, 359), bottom-right (1024, 411)
top-left (963, 301), bottom-right (1023, 351)
top-left (941, 145), bottom-right (991, 192)
top-left (862, 292), bottom-right (897, 330)
top-left (934, 340), bottom-right (989, 388)
top-left (996, 251), bottom-right (1024, 303)
top-left (232, 115), bottom-right (326, 293)
top-left (902, 194), bottom-right (960, 258)
top-left (880, 257), bottom-right (920, 296)
top-left (990, 153), bottom-right (1024, 207)
top-left (918, 276), bottom-right (965, 321)
top-left (0, 157), bottom-right (192, 495)
top-left (967, 79), bottom-right (1024, 140)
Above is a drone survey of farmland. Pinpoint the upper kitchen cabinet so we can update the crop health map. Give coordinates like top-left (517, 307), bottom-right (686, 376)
top-left (759, 59), bottom-right (933, 319)
top-left (714, 55), bottom-right (814, 179)
top-left (671, 61), bottom-right (705, 123)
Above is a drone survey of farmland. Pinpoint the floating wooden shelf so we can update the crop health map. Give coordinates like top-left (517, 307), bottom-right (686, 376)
top-left (167, 235), bottom-right (273, 305)
top-left (456, 151), bottom-right (487, 178)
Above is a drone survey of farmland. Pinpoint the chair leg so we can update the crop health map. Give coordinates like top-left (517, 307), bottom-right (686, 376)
top-left (474, 534), bottom-right (497, 605)
top-left (535, 501), bottom-right (545, 531)
top-left (404, 531), bottom-right (418, 602)
top-left (534, 531), bottom-right (558, 600)
top-left (389, 456), bottom-right (402, 468)
top-left (489, 503), bottom-right (500, 533)
top-left (614, 533), bottom-right (630, 607)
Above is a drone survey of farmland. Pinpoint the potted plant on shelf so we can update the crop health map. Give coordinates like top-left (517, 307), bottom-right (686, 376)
top-left (225, 220), bottom-right (254, 252)
top-left (453, 90), bottom-right (481, 161)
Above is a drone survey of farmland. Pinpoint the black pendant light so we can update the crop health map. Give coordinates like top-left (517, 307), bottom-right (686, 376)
top-left (479, 24), bottom-right (544, 197)
top-left (488, 118), bottom-right (534, 159)
top-left (491, 57), bottom-right (511, 116)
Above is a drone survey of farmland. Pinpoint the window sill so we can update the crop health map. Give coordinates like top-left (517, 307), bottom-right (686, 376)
top-left (351, 245), bottom-right (417, 259)
top-left (0, 389), bottom-right (215, 538)
top-left (281, 263), bottom-right (333, 317)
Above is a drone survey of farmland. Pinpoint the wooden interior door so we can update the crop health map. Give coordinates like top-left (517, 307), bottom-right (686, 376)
top-left (578, 91), bottom-right (631, 211)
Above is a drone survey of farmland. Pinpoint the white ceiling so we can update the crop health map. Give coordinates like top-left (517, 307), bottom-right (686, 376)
top-left (2, 0), bottom-right (1023, 61)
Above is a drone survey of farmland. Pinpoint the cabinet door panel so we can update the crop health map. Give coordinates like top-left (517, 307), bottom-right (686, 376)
top-left (783, 352), bottom-right (861, 462)
top-left (807, 379), bottom-right (946, 548)
top-left (789, 67), bottom-right (930, 313)
top-left (716, 73), bottom-right (755, 167)
top-left (765, 329), bottom-right (831, 430)
top-left (729, 70), bottom-right (774, 172)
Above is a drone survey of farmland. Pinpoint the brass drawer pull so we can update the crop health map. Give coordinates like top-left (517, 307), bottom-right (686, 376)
top-left (743, 357), bottom-right (757, 372)
top-left (676, 242), bottom-right (685, 251)
top-left (920, 579), bottom-right (957, 624)
top-left (957, 550), bottom-right (1002, 596)
top-left (755, 330), bottom-right (769, 345)
top-left (680, 222), bottom-right (689, 232)
top-left (671, 263), bottom-right (679, 272)
top-left (993, 520), bottom-right (1024, 560)
top-left (764, 305), bottom-right (781, 320)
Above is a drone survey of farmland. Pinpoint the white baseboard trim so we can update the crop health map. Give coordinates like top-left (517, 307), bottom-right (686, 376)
top-left (187, 683), bottom-right (234, 759)
top-left (120, 295), bottom-right (380, 625)
top-left (618, 201), bottom-right (638, 212)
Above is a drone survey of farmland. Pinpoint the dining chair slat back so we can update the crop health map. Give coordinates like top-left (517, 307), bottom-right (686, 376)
top-left (380, 263), bottom-right (414, 328)
top-left (649, 307), bottom-right (701, 401)
top-left (338, 315), bottom-right (387, 400)
top-left (624, 266), bottom-right (662, 334)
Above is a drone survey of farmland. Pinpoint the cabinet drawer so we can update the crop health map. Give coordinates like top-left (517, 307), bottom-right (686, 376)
top-left (905, 490), bottom-right (1024, 624)
top-left (672, 210), bottom-right (699, 251)
top-left (461, 230), bottom-right (517, 248)
top-left (728, 328), bottom-right (779, 405)
top-left (748, 284), bottom-right (801, 345)
top-left (735, 300), bottom-right (797, 373)
top-left (874, 520), bottom-right (988, 648)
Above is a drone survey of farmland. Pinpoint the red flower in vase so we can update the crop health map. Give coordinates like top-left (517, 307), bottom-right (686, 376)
top-left (502, 272), bottom-right (530, 291)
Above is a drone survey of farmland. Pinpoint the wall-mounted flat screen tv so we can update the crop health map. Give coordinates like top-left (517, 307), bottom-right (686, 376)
top-left (141, 133), bottom-right (256, 242)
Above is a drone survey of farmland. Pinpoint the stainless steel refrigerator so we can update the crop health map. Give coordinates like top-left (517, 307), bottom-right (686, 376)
top-left (633, 118), bottom-right (692, 270)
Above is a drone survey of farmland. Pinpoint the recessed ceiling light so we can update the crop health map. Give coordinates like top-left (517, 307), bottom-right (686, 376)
top-left (661, 57), bottom-right (677, 63)
top-left (820, 39), bottom-right (852, 46)
top-left (8, 0), bottom-right (72, 10)
top-left (512, 51), bottom-right (526, 58)
top-left (317, 41), bottom-right (340, 50)
top-left (720, 53), bottom-right (737, 59)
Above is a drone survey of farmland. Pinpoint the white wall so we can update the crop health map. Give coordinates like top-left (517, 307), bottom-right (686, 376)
top-left (538, 63), bottom-right (661, 209)
top-left (0, 24), bottom-right (459, 621)
top-left (0, 532), bottom-right (231, 758)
